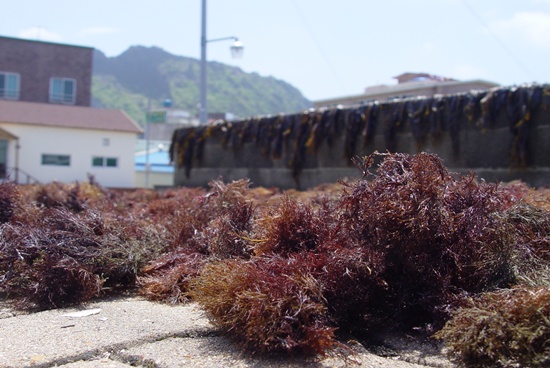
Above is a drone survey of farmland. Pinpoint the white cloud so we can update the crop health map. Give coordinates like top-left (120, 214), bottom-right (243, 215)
top-left (80, 26), bottom-right (120, 36)
top-left (18, 27), bottom-right (62, 42)
top-left (492, 11), bottom-right (550, 49)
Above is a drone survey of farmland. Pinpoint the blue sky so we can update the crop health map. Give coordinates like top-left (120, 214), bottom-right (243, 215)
top-left (2, 0), bottom-right (549, 101)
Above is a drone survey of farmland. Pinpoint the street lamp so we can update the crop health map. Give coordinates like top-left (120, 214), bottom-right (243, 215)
top-left (199, 0), bottom-right (243, 124)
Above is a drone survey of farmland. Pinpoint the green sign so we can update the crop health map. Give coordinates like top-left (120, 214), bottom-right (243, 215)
top-left (147, 110), bottom-right (166, 123)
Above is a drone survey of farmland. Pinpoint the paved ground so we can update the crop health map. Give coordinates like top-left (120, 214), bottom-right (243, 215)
top-left (0, 296), bottom-right (453, 368)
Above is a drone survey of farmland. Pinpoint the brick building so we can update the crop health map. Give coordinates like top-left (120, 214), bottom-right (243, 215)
top-left (0, 36), bottom-right (142, 187)
top-left (0, 36), bottom-right (93, 106)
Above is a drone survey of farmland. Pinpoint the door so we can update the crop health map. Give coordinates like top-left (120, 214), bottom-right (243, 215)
top-left (0, 139), bottom-right (7, 179)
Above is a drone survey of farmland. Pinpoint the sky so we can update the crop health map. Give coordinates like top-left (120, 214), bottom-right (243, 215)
top-left (2, 0), bottom-right (550, 102)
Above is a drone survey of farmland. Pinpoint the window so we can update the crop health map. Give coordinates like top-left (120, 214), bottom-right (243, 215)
top-left (0, 72), bottom-right (20, 99)
top-left (106, 157), bottom-right (118, 167)
top-left (49, 78), bottom-right (76, 104)
top-left (102, 138), bottom-right (110, 147)
top-left (92, 156), bottom-right (118, 167)
top-left (42, 154), bottom-right (70, 166)
top-left (92, 157), bottom-right (104, 167)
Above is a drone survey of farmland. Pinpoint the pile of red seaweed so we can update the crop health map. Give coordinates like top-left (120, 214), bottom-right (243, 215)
top-left (0, 152), bottom-right (548, 367)
top-left (0, 180), bottom-right (204, 310)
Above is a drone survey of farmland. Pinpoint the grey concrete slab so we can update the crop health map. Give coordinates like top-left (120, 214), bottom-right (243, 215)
top-left (0, 296), bottom-right (453, 368)
top-left (0, 296), bottom-right (211, 367)
top-left (57, 357), bottom-right (134, 368)
top-left (123, 335), bottom-right (430, 368)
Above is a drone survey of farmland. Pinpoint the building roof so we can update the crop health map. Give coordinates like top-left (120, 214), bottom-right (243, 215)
top-left (135, 149), bottom-right (173, 173)
top-left (393, 72), bottom-right (456, 84)
top-left (0, 35), bottom-right (94, 51)
top-left (0, 100), bottom-right (143, 134)
top-left (313, 78), bottom-right (499, 107)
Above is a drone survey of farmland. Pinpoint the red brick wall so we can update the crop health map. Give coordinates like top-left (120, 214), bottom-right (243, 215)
top-left (0, 36), bottom-right (93, 106)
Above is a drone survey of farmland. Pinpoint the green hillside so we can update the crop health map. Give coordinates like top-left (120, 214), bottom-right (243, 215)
top-left (92, 46), bottom-right (311, 126)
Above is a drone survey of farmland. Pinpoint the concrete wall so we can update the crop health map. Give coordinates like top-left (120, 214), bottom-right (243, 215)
top-left (135, 170), bottom-right (174, 189)
top-left (172, 85), bottom-right (550, 189)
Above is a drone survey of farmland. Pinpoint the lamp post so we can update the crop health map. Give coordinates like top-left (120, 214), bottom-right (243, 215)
top-left (199, 0), bottom-right (243, 124)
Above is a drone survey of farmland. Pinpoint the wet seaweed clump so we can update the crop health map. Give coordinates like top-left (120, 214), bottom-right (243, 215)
top-left (503, 201), bottom-right (550, 288)
top-left (0, 181), bottom-right (18, 224)
top-left (190, 255), bottom-right (336, 356)
top-left (181, 152), bottom-right (550, 358)
top-left (189, 193), bottom-right (349, 355)
top-left (1, 153), bottom-right (548, 363)
top-left (0, 208), bottom-right (105, 310)
top-left (0, 182), bottom-right (173, 311)
top-left (339, 152), bottom-right (520, 332)
top-left (138, 179), bottom-right (256, 303)
top-left (434, 287), bottom-right (550, 367)
top-left (0, 205), bottom-right (164, 310)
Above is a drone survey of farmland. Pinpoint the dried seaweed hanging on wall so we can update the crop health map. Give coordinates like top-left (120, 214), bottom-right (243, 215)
top-left (272, 115), bottom-right (293, 159)
top-left (344, 106), bottom-right (366, 161)
top-left (445, 94), bottom-right (466, 159)
top-left (361, 102), bottom-right (379, 147)
top-left (383, 101), bottom-right (406, 153)
top-left (170, 126), bottom-right (211, 178)
top-left (255, 116), bottom-right (277, 157)
top-left (429, 95), bottom-right (446, 142)
top-left (327, 107), bottom-right (346, 147)
top-left (508, 86), bottom-right (545, 169)
top-left (463, 92), bottom-right (485, 123)
top-left (406, 98), bottom-right (431, 150)
top-left (289, 112), bottom-right (314, 185)
top-left (169, 84), bottom-right (549, 182)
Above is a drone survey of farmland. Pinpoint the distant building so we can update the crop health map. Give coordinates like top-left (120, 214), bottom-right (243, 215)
top-left (313, 72), bottom-right (499, 108)
top-left (145, 108), bottom-right (198, 142)
top-left (0, 36), bottom-right (93, 106)
top-left (0, 36), bottom-right (143, 187)
top-left (0, 100), bottom-right (142, 187)
top-left (143, 109), bottom-right (235, 145)
top-left (135, 146), bottom-right (174, 189)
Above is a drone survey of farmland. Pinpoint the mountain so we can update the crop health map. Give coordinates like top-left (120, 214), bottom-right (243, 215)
top-left (92, 46), bottom-right (312, 126)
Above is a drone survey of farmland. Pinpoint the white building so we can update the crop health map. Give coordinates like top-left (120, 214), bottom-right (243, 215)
top-left (0, 99), bottom-right (143, 188)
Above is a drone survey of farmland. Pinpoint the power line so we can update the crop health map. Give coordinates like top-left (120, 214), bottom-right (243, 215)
top-left (289, 0), bottom-right (347, 93)
top-left (460, 0), bottom-right (537, 81)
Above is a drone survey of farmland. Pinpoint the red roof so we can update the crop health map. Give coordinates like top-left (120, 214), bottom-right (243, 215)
top-left (0, 100), bottom-right (143, 134)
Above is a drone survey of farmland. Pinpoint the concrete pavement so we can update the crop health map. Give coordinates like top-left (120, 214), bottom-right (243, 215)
top-left (0, 296), bottom-right (452, 368)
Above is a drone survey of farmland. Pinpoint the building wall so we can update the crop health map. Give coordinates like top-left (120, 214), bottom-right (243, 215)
top-left (0, 36), bottom-right (93, 106)
top-left (134, 149), bottom-right (174, 189)
top-left (135, 170), bottom-right (174, 189)
top-left (1, 123), bottom-right (136, 187)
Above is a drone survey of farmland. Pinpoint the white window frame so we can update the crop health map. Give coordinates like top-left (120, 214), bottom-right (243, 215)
top-left (0, 71), bottom-right (20, 100)
top-left (49, 77), bottom-right (76, 104)
top-left (42, 154), bottom-right (71, 166)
